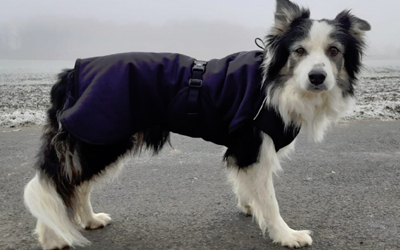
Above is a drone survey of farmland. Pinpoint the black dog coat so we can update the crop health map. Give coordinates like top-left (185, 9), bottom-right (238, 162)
top-left (58, 51), bottom-right (300, 152)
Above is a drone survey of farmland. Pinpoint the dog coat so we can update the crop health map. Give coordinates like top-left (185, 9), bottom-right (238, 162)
top-left (58, 51), bottom-right (300, 151)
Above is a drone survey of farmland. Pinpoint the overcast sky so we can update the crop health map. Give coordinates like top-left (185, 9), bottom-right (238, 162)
top-left (1, 0), bottom-right (399, 60)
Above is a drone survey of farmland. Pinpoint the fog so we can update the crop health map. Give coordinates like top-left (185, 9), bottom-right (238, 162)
top-left (1, 0), bottom-right (398, 60)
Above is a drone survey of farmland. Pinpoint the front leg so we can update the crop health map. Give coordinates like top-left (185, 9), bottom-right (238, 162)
top-left (226, 134), bottom-right (312, 248)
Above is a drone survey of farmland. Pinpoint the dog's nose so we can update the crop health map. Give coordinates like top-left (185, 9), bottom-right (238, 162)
top-left (308, 70), bottom-right (326, 86)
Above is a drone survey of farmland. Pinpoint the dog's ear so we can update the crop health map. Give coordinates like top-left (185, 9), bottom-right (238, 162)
top-left (335, 10), bottom-right (371, 40)
top-left (273, 0), bottom-right (310, 35)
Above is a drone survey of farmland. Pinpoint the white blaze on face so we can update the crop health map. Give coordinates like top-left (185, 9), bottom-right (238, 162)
top-left (294, 21), bottom-right (336, 91)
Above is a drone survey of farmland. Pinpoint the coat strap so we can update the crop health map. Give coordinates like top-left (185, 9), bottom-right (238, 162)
top-left (187, 60), bottom-right (207, 121)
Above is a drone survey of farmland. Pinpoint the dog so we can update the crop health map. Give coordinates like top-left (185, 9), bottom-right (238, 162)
top-left (24, 0), bottom-right (370, 249)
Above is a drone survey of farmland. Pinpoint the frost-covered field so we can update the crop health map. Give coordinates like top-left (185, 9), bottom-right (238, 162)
top-left (0, 84), bottom-right (51, 127)
top-left (353, 65), bottom-right (400, 120)
top-left (0, 59), bottom-right (399, 127)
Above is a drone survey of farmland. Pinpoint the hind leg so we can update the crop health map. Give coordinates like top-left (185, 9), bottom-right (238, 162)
top-left (227, 135), bottom-right (312, 248)
top-left (75, 181), bottom-right (111, 230)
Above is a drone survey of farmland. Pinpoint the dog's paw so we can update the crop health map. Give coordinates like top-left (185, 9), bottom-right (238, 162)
top-left (270, 228), bottom-right (312, 248)
top-left (40, 235), bottom-right (69, 250)
top-left (238, 203), bottom-right (253, 216)
top-left (237, 197), bottom-right (253, 216)
top-left (36, 221), bottom-right (70, 250)
top-left (84, 213), bottom-right (112, 230)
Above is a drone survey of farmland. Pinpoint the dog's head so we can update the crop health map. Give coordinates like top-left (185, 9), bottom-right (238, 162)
top-left (264, 0), bottom-right (371, 97)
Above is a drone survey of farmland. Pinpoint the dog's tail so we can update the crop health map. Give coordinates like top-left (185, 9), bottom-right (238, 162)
top-left (24, 70), bottom-right (90, 248)
top-left (24, 174), bottom-right (90, 248)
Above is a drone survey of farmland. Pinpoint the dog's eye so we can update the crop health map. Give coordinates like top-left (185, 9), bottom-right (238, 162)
top-left (295, 48), bottom-right (306, 56)
top-left (329, 47), bottom-right (339, 56)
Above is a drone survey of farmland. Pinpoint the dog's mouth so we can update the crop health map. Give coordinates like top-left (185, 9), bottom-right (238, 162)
top-left (306, 84), bottom-right (328, 92)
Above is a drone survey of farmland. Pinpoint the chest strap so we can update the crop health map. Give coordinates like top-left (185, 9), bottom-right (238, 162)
top-left (187, 60), bottom-right (207, 121)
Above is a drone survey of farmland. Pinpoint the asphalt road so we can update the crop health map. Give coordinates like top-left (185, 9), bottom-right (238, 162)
top-left (0, 120), bottom-right (399, 250)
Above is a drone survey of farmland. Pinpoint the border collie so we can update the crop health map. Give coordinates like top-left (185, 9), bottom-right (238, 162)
top-left (24, 0), bottom-right (370, 248)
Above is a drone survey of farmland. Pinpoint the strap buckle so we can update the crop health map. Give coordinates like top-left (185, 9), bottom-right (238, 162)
top-left (192, 60), bottom-right (207, 72)
top-left (188, 79), bottom-right (202, 88)
top-left (187, 59), bottom-right (207, 122)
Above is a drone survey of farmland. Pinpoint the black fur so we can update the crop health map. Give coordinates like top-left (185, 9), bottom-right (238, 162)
top-left (224, 125), bottom-right (263, 169)
top-left (48, 70), bottom-right (71, 130)
top-left (37, 72), bottom-right (171, 209)
top-left (36, 70), bottom-right (76, 208)
top-left (329, 11), bottom-right (368, 97)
